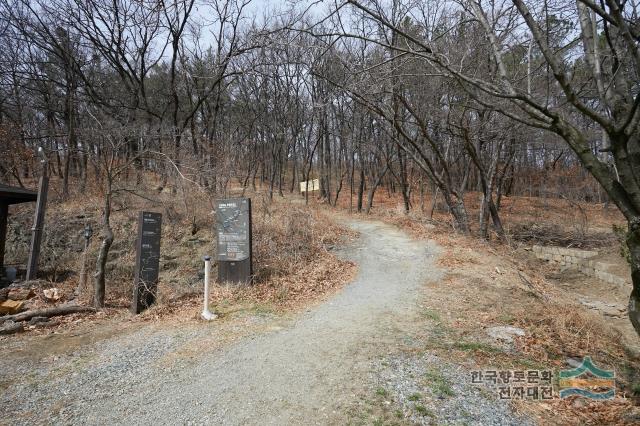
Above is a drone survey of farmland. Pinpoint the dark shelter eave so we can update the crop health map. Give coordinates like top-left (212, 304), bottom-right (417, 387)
top-left (0, 183), bottom-right (39, 286)
top-left (0, 183), bottom-right (38, 205)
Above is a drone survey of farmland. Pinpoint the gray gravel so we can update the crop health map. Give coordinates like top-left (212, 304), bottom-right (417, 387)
top-left (1, 219), bottom-right (529, 425)
top-left (370, 351), bottom-right (532, 425)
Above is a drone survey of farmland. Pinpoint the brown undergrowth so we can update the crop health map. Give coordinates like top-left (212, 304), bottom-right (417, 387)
top-left (328, 192), bottom-right (639, 425)
top-left (334, 188), bottom-right (624, 248)
top-left (148, 196), bottom-right (357, 321)
top-left (3, 177), bottom-right (356, 330)
top-left (426, 237), bottom-right (636, 424)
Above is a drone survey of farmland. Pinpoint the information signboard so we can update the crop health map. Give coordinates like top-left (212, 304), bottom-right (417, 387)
top-left (215, 198), bottom-right (252, 284)
top-left (132, 211), bottom-right (162, 313)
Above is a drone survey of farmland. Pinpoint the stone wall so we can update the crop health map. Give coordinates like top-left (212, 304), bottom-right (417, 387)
top-left (532, 245), bottom-right (628, 287)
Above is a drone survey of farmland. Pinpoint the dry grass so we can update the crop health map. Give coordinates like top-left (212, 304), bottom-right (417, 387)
top-left (513, 304), bottom-right (626, 363)
top-left (4, 176), bottom-right (356, 323)
top-left (5, 176), bottom-right (638, 422)
top-left (424, 244), bottom-right (639, 424)
top-left (329, 189), bottom-right (638, 424)
top-left (204, 197), bottom-right (357, 312)
top-left (333, 187), bottom-right (625, 245)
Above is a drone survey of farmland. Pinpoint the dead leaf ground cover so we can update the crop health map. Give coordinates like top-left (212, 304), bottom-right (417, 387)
top-left (328, 191), bottom-right (639, 425)
top-left (335, 189), bottom-right (624, 248)
top-left (4, 178), bottom-right (638, 423)
top-left (2, 176), bottom-right (356, 336)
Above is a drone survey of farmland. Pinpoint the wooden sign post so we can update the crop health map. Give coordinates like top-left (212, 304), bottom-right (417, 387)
top-left (215, 198), bottom-right (252, 284)
top-left (25, 174), bottom-right (49, 281)
top-left (131, 211), bottom-right (162, 314)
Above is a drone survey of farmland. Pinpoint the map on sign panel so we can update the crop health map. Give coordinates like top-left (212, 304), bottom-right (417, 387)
top-left (215, 198), bottom-right (250, 262)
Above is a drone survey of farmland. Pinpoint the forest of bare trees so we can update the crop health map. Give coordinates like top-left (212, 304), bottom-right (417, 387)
top-left (1, 0), bottom-right (638, 333)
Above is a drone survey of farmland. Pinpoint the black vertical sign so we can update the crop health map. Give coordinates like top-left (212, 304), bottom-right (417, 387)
top-left (215, 198), bottom-right (252, 284)
top-left (132, 211), bottom-right (162, 314)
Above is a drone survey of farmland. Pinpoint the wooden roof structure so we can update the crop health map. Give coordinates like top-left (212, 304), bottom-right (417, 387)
top-left (1, 183), bottom-right (39, 283)
top-left (0, 183), bottom-right (38, 205)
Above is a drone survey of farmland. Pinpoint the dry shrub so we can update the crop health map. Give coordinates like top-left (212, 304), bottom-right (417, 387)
top-left (205, 255), bottom-right (356, 312)
top-left (253, 202), bottom-right (349, 280)
top-left (119, 194), bottom-right (357, 319)
top-left (508, 222), bottom-right (617, 249)
top-left (332, 181), bottom-right (625, 244)
top-left (12, 178), bottom-right (358, 321)
top-left (512, 303), bottom-right (626, 364)
top-left (529, 397), bottom-right (636, 426)
top-left (202, 200), bottom-right (357, 311)
top-left (509, 297), bottom-right (638, 424)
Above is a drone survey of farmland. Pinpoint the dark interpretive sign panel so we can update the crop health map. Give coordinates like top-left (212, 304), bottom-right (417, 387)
top-left (215, 198), bottom-right (252, 284)
top-left (132, 211), bottom-right (162, 314)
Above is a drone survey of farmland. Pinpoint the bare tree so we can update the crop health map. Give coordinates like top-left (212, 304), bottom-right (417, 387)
top-left (342, 0), bottom-right (640, 335)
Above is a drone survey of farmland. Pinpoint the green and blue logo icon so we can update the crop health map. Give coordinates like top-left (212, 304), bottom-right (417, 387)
top-left (558, 357), bottom-right (615, 400)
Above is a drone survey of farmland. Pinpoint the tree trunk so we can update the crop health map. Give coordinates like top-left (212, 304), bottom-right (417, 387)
top-left (290, 144), bottom-right (297, 193)
top-left (444, 193), bottom-right (470, 234)
top-left (365, 185), bottom-right (376, 214)
top-left (418, 178), bottom-right (424, 213)
top-left (94, 179), bottom-right (113, 308)
top-left (62, 140), bottom-right (75, 199)
top-left (357, 166), bottom-right (365, 213)
top-left (626, 220), bottom-right (640, 335)
top-left (479, 192), bottom-right (491, 239)
top-left (398, 146), bottom-right (410, 214)
top-left (333, 172), bottom-right (344, 206)
top-left (365, 165), bottom-right (388, 214)
top-left (429, 185), bottom-right (438, 220)
top-left (79, 142), bottom-right (88, 193)
top-left (488, 198), bottom-right (505, 240)
top-left (1, 306), bottom-right (95, 323)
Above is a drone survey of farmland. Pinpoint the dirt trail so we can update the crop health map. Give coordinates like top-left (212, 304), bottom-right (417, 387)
top-left (1, 219), bottom-right (522, 425)
top-left (99, 219), bottom-right (438, 424)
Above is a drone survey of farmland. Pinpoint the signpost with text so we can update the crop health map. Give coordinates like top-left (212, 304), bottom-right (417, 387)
top-left (215, 198), bottom-right (252, 284)
top-left (131, 211), bottom-right (162, 314)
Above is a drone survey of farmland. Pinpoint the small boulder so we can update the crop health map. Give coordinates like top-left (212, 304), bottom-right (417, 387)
top-left (29, 316), bottom-right (49, 325)
top-left (486, 326), bottom-right (525, 343)
top-left (565, 357), bottom-right (583, 369)
top-left (8, 288), bottom-right (35, 301)
top-left (579, 299), bottom-right (626, 318)
top-left (43, 288), bottom-right (61, 302)
top-left (0, 320), bottom-right (24, 335)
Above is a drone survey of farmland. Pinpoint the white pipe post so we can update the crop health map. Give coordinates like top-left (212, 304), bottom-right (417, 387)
top-left (201, 256), bottom-right (216, 320)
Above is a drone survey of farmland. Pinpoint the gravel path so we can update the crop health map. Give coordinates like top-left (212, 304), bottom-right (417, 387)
top-left (1, 219), bottom-right (528, 425)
